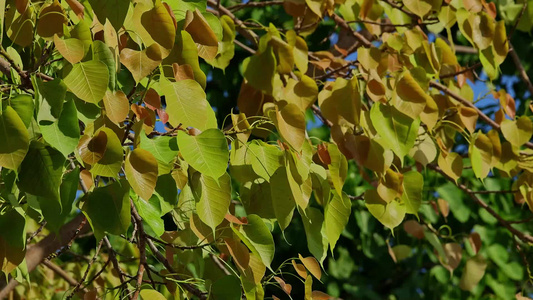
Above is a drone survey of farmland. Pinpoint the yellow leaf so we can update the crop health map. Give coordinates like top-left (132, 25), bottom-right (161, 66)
top-left (298, 254), bottom-right (322, 280)
top-left (438, 152), bottom-right (463, 182)
top-left (286, 30), bottom-right (308, 73)
top-left (501, 117), bottom-right (533, 147)
top-left (103, 90), bottom-right (129, 125)
top-left (271, 102), bottom-right (306, 151)
top-left (394, 71), bottom-right (429, 119)
top-left (54, 35), bottom-right (86, 64)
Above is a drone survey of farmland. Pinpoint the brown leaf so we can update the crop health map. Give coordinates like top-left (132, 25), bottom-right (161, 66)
top-left (103, 90), bottom-right (129, 125)
top-left (172, 63), bottom-right (195, 81)
top-left (437, 198), bottom-right (449, 219)
top-left (184, 9), bottom-right (219, 61)
top-left (403, 220), bottom-right (424, 239)
top-left (468, 232), bottom-right (482, 254)
top-left (78, 131), bottom-right (107, 165)
top-left (291, 260), bottom-right (308, 279)
top-left (274, 276), bottom-right (292, 295)
top-left (80, 169), bottom-right (94, 191)
top-left (299, 254), bottom-right (322, 280)
top-left (37, 0), bottom-right (67, 39)
top-left (224, 237), bottom-right (250, 271)
top-left (66, 0), bottom-right (85, 19)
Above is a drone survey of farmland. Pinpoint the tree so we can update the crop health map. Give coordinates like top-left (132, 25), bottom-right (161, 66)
top-left (0, 0), bottom-right (532, 298)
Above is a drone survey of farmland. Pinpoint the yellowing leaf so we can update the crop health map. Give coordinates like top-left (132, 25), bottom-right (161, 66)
top-left (270, 167), bottom-right (298, 231)
top-left (459, 255), bottom-right (487, 291)
top-left (63, 60), bottom-right (109, 103)
top-left (225, 237), bottom-right (250, 271)
top-left (89, 0), bottom-right (130, 31)
top-left (6, 6), bottom-right (34, 47)
top-left (89, 127), bottom-right (124, 177)
top-left (103, 90), bottom-right (129, 125)
top-left (139, 0), bottom-right (176, 57)
top-left (54, 35), bottom-right (86, 64)
top-left (469, 132), bottom-right (493, 180)
top-left (36, 0), bottom-right (66, 39)
top-left (292, 260), bottom-right (308, 279)
top-left (493, 20), bottom-right (508, 66)
top-left (0, 106), bottom-right (30, 170)
top-left (120, 44), bottom-right (162, 83)
top-left (365, 189), bottom-right (406, 230)
top-left (438, 152), bottom-right (463, 182)
top-left (458, 106), bottom-right (478, 133)
top-left (177, 129), bottom-right (229, 179)
top-left (125, 148), bottom-right (158, 201)
top-left (235, 214), bottom-right (275, 270)
top-left (501, 117), bottom-right (533, 147)
top-left (207, 15), bottom-right (235, 70)
top-left (394, 71), bottom-right (429, 119)
top-left (403, 0), bottom-right (440, 17)
top-left (318, 77), bottom-right (361, 126)
top-left (286, 30), bottom-right (308, 73)
top-left (401, 171), bottom-right (423, 215)
top-left (160, 78), bottom-right (217, 131)
top-left (184, 9), bottom-right (218, 61)
top-left (271, 102), bottom-right (306, 151)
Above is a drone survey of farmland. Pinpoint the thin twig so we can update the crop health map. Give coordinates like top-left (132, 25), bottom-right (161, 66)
top-left (229, 0), bottom-right (283, 12)
top-left (67, 239), bottom-right (104, 299)
top-left (26, 221), bottom-right (47, 244)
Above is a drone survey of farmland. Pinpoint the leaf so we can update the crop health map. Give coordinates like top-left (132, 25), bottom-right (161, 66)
top-left (298, 254), bottom-right (321, 280)
top-left (54, 35), bottom-right (86, 64)
top-left (401, 171), bottom-right (423, 215)
top-left (438, 152), bottom-right (463, 182)
top-left (103, 90), bottom-right (129, 125)
top-left (139, 0), bottom-right (176, 57)
top-left (409, 128), bottom-right (437, 166)
top-left (82, 179), bottom-right (131, 240)
top-left (501, 117), bottom-right (533, 147)
top-left (125, 148), bottom-right (158, 201)
top-left (318, 77), bottom-right (361, 126)
top-left (140, 134), bottom-right (178, 173)
top-left (177, 129), bottom-right (229, 179)
top-left (132, 193), bottom-right (164, 236)
top-left (88, 0), bottom-right (130, 31)
top-left (17, 141), bottom-right (65, 200)
top-left (270, 167), bottom-right (299, 231)
top-left (292, 260), bottom-right (308, 279)
top-left (89, 127), bottom-right (124, 178)
top-left (403, 0), bottom-right (440, 17)
top-left (286, 30), bottom-right (308, 73)
top-left (324, 192), bottom-right (351, 250)
top-left (301, 207), bottom-right (328, 264)
top-left (235, 214), bottom-right (275, 270)
top-left (184, 9), bottom-right (219, 61)
top-left (207, 15), bottom-right (235, 70)
top-left (5, 6), bottom-right (33, 47)
top-left (243, 43), bottom-right (276, 94)
top-left (63, 60), bottom-right (109, 103)
top-left (40, 168), bottom-right (80, 232)
top-left (328, 143), bottom-right (348, 195)
top-left (77, 131), bottom-right (107, 165)
top-left (442, 243), bottom-right (462, 271)
top-left (394, 71), bottom-right (429, 119)
top-left (271, 102), bottom-right (306, 151)
top-left (40, 98), bottom-right (80, 157)
top-left (65, 0), bottom-right (84, 18)
top-left (140, 289), bottom-right (166, 300)
top-left (493, 20), bottom-right (508, 66)
top-left (283, 75), bottom-right (318, 112)
top-left (459, 255), bottom-right (487, 291)
top-left (365, 189), bottom-right (406, 230)
top-left (191, 172), bottom-right (231, 231)
top-left (245, 140), bottom-right (284, 182)
top-left (225, 237), bottom-right (250, 271)
top-left (161, 79), bottom-right (217, 130)
top-left (120, 44), bottom-right (162, 83)
top-left (403, 220), bottom-right (425, 239)
top-left (0, 106), bottom-right (30, 170)
top-left (163, 31), bottom-right (207, 89)
top-left (93, 40), bottom-right (117, 91)
top-left (469, 132), bottom-right (493, 180)
top-left (0, 208), bottom-right (26, 273)
top-left (36, 0), bottom-right (66, 39)
top-left (371, 102), bottom-right (420, 164)
top-left (10, 94), bottom-right (33, 128)
top-left (211, 275), bottom-right (242, 299)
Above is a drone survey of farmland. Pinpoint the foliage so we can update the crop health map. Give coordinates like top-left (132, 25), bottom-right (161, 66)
top-left (0, 0), bottom-right (533, 299)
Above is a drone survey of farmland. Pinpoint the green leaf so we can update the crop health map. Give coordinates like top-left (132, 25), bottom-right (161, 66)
top-left (166, 0), bottom-right (207, 21)
top-left (459, 255), bottom-right (487, 291)
top-left (324, 192), bottom-right (351, 251)
top-left (161, 79), bottom-right (217, 131)
top-left (125, 148), bottom-right (159, 201)
top-left (177, 129), bottom-right (229, 179)
top-left (10, 94), bottom-right (34, 128)
top-left (163, 31), bottom-right (207, 89)
top-left (234, 214), bottom-right (275, 270)
top-left (89, 127), bottom-right (124, 178)
top-left (245, 140), bottom-right (284, 182)
top-left (300, 207), bottom-right (328, 264)
top-left (93, 40), bottom-right (117, 91)
top-left (269, 167), bottom-right (297, 231)
top-left (0, 106), bottom-right (30, 170)
top-left (207, 15), bottom-right (235, 70)
top-left (132, 193), bottom-right (164, 237)
top-left (328, 143), bottom-right (348, 195)
top-left (370, 102), bottom-right (420, 164)
top-left (0, 208), bottom-right (26, 273)
top-left (82, 179), bottom-right (131, 240)
top-left (191, 172), bottom-right (231, 231)
top-left (140, 134), bottom-right (178, 174)
top-left (54, 35), bottom-right (86, 64)
top-left (63, 60), bottom-right (109, 104)
top-left (17, 141), bottom-right (65, 200)
top-left (211, 275), bottom-right (242, 300)
top-left (401, 171), bottom-right (423, 215)
top-left (88, 0), bottom-right (130, 31)
top-left (365, 189), bottom-right (405, 230)
top-left (40, 98), bottom-right (80, 158)
top-left (40, 168), bottom-right (80, 232)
